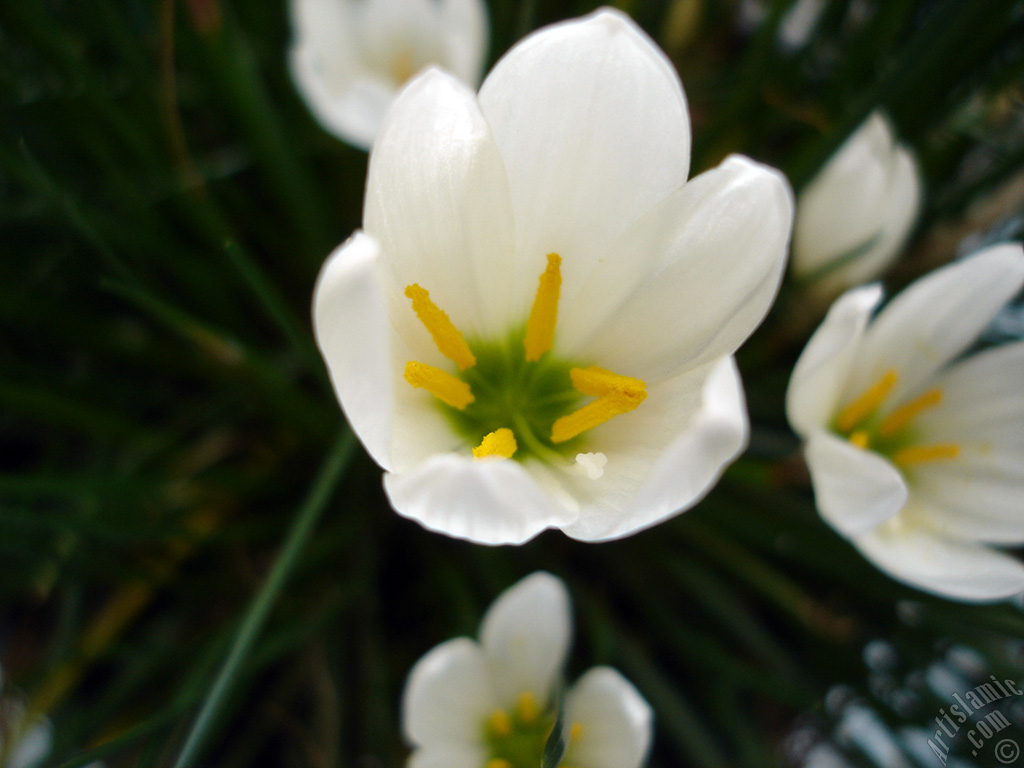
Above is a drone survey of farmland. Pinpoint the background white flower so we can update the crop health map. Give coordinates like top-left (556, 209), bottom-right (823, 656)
top-left (314, 9), bottom-right (793, 545)
top-left (289, 0), bottom-right (488, 149)
top-left (402, 572), bottom-right (652, 768)
top-left (791, 112), bottom-right (921, 294)
top-left (787, 243), bottom-right (1024, 601)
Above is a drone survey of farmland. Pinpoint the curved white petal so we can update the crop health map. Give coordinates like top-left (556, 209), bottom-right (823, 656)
top-left (480, 572), bottom-right (572, 707)
top-left (562, 155), bottom-right (793, 382)
top-left (383, 454), bottom-right (578, 545)
top-left (910, 473), bottom-right (1024, 545)
top-left (290, 49), bottom-right (393, 151)
top-left (564, 667), bottom-right (652, 768)
top-left (786, 284), bottom-right (882, 437)
top-left (856, 517), bottom-right (1024, 601)
top-left (804, 431), bottom-right (907, 538)
top-left (792, 113), bottom-right (919, 290)
top-left (365, 68), bottom-right (518, 339)
top-left (313, 232), bottom-right (395, 468)
top-left (402, 637), bottom-right (498, 748)
top-left (407, 744), bottom-right (486, 768)
top-left (561, 357), bottom-right (747, 542)
top-left (478, 9), bottom-right (690, 273)
top-left (847, 243), bottom-right (1024, 407)
top-left (831, 143), bottom-right (920, 289)
top-left (915, 340), bottom-right (1024, 439)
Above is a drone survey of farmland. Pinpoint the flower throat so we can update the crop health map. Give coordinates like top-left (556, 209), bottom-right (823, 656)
top-left (402, 254), bottom-right (647, 461)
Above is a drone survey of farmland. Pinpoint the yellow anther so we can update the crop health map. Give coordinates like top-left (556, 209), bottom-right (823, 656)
top-left (405, 284), bottom-right (476, 371)
top-left (879, 388), bottom-right (943, 437)
top-left (550, 367), bottom-right (647, 444)
top-left (569, 721), bottom-right (585, 743)
top-left (404, 361), bottom-right (474, 409)
top-left (848, 430), bottom-right (870, 449)
top-left (516, 691), bottom-right (539, 722)
top-left (835, 369), bottom-right (898, 432)
top-left (486, 760), bottom-right (512, 768)
top-left (893, 443), bottom-right (960, 467)
top-left (524, 253), bottom-right (562, 362)
top-left (473, 428), bottom-right (518, 460)
top-left (569, 366), bottom-right (647, 401)
top-left (487, 709), bottom-right (512, 738)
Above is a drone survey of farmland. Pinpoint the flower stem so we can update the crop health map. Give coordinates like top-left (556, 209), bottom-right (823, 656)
top-left (171, 429), bottom-right (356, 768)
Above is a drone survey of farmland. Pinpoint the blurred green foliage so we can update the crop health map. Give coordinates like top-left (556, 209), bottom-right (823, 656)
top-left (1, 0), bottom-right (1023, 766)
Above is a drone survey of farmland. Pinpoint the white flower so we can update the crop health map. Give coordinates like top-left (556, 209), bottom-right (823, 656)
top-left (313, 9), bottom-right (793, 544)
top-left (289, 0), bottom-right (488, 149)
top-left (402, 572), bottom-right (652, 768)
top-left (786, 243), bottom-right (1024, 601)
top-left (791, 112), bottom-right (921, 293)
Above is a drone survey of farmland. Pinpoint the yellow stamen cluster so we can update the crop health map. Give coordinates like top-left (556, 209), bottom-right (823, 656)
top-left (836, 370), bottom-right (959, 467)
top-left (402, 255), bottom-right (648, 461)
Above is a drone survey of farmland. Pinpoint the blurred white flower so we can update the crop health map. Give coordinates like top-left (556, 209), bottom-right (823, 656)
top-left (314, 9), bottom-right (793, 544)
top-left (402, 572), bottom-right (652, 768)
top-left (787, 243), bottom-right (1024, 601)
top-left (289, 0), bottom-right (488, 149)
top-left (792, 112), bottom-right (921, 293)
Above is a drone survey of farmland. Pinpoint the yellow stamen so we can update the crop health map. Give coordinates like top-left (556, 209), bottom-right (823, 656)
top-left (487, 709), bottom-right (512, 738)
top-left (516, 691), bottom-right (539, 722)
top-left (486, 761), bottom-right (512, 768)
top-left (405, 284), bottom-right (476, 371)
top-left (524, 253), bottom-right (562, 362)
top-left (878, 388), bottom-right (943, 437)
top-left (551, 366), bottom-right (647, 444)
top-left (893, 443), bottom-right (960, 466)
top-left (569, 366), bottom-right (647, 401)
top-left (569, 721), bottom-right (585, 743)
top-left (473, 428), bottom-right (517, 460)
top-left (404, 361), bottom-right (474, 409)
top-left (848, 430), bottom-right (870, 449)
top-left (835, 369), bottom-right (898, 432)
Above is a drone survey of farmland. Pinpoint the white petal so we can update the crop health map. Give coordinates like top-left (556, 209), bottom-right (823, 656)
top-left (786, 284), bottom-right (882, 437)
top-left (438, 0), bottom-right (489, 85)
top-left (915, 340), bottom-right (1024, 439)
top-left (561, 155), bottom-right (793, 382)
top-left (407, 744), bottom-right (486, 768)
top-left (827, 143), bottom-right (920, 290)
top-left (478, 9), bottom-right (690, 270)
top-left (383, 454), bottom-right (577, 545)
top-left (804, 431), bottom-right (908, 538)
top-left (561, 357), bottom-right (748, 542)
top-left (564, 667), bottom-right (653, 768)
top-left (365, 68), bottom-right (518, 338)
top-left (856, 517), bottom-right (1024, 601)
top-left (792, 113), bottom-right (918, 288)
top-left (313, 232), bottom-right (394, 469)
top-left (402, 637), bottom-right (497, 748)
top-left (480, 572), bottom-right (572, 707)
top-left (910, 472), bottom-right (1024, 545)
top-left (847, 243), bottom-right (1024, 407)
top-left (289, 0), bottom-right (390, 149)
